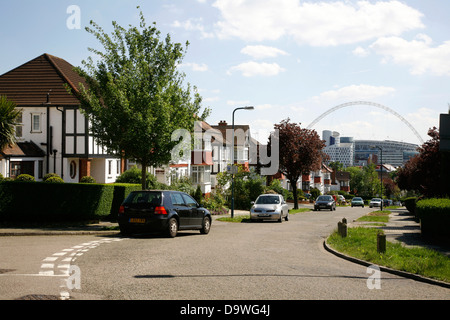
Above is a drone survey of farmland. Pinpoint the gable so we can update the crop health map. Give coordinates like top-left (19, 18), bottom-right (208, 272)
top-left (0, 53), bottom-right (86, 106)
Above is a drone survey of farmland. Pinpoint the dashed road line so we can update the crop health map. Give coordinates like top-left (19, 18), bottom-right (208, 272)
top-left (37, 237), bottom-right (128, 300)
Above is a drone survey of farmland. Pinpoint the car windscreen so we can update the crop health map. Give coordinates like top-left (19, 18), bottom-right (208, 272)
top-left (255, 196), bottom-right (280, 204)
top-left (124, 192), bottom-right (162, 206)
top-left (317, 196), bottom-right (332, 201)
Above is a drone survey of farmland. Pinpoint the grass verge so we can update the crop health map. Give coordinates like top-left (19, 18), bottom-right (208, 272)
top-left (356, 210), bottom-right (391, 223)
top-left (327, 227), bottom-right (450, 283)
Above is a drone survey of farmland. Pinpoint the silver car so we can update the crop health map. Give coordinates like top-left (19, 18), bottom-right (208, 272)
top-left (250, 194), bottom-right (289, 222)
top-left (369, 198), bottom-right (382, 208)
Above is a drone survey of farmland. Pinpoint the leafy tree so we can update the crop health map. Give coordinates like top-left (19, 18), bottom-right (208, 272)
top-left (396, 127), bottom-right (441, 197)
top-left (346, 164), bottom-right (381, 198)
top-left (72, 8), bottom-right (209, 189)
top-left (329, 161), bottom-right (344, 172)
top-left (216, 165), bottom-right (265, 210)
top-left (269, 118), bottom-right (327, 209)
top-left (0, 95), bottom-right (21, 151)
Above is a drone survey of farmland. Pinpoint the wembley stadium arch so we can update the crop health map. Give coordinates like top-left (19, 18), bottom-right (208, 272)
top-left (306, 101), bottom-right (424, 144)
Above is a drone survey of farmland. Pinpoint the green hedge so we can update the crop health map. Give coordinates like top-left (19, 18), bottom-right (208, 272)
top-left (109, 183), bottom-right (141, 220)
top-left (0, 181), bottom-right (140, 222)
top-left (416, 198), bottom-right (450, 241)
top-left (403, 197), bottom-right (417, 215)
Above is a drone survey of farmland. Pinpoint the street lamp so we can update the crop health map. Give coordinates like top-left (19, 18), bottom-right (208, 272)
top-left (370, 145), bottom-right (383, 211)
top-left (231, 106), bottom-right (254, 218)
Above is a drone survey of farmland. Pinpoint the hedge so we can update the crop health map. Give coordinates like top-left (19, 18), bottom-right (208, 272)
top-left (0, 181), bottom-right (140, 222)
top-left (109, 183), bottom-right (141, 220)
top-left (403, 197), bottom-right (417, 215)
top-left (416, 198), bottom-right (450, 241)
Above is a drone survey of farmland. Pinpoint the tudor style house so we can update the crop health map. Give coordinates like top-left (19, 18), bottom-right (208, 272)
top-left (0, 53), bottom-right (123, 183)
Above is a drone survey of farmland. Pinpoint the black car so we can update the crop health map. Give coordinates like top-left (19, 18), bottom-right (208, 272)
top-left (314, 195), bottom-right (336, 211)
top-left (118, 190), bottom-right (212, 237)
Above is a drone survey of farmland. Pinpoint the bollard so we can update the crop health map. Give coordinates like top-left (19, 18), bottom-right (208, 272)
top-left (338, 221), bottom-right (347, 238)
top-left (377, 232), bottom-right (386, 253)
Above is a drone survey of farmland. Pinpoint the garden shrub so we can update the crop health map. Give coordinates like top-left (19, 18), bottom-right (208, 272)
top-left (80, 176), bottom-right (96, 183)
top-left (43, 173), bottom-right (60, 181)
top-left (416, 198), bottom-right (450, 241)
top-left (15, 174), bottom-right (35, 182)
top-left (44, 176), bottom-right (65, 183)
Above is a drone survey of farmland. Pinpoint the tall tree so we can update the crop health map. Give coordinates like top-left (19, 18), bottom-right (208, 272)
top-left (72, 8), bottom-right (209, 189)
top-left (269, 118), bottom-right (327, 209)
top-left (0, 95), bottom-right (21, 151)
top-left (396, 127), bottom-right (441, 197)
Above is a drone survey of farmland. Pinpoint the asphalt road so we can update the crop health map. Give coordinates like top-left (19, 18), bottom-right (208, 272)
top-left (1, 206), bottom-right (448, 301)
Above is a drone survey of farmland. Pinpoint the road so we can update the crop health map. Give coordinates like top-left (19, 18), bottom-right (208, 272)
top-left (0, 206), bottom-right (448, 301)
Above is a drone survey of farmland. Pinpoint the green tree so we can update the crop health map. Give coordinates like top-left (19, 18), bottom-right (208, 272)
top-left (0, 95), bottom-right (21, 151)
top-left (346, 164), bottom-right (382, 198)
top-left (72, 8), bottom-right (209, 189)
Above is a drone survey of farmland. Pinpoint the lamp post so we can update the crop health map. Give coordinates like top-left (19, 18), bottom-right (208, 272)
top-left (371, 145), bottom-right (383, 211)
top-left (231, 106), bottom-right (254, 218)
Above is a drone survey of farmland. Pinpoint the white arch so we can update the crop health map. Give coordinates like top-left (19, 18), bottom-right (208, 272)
top-left (306, 101), bottom-right (424, 144)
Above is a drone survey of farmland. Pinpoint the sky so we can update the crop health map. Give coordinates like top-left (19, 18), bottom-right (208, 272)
top-left (1, 0), bottom-right (449, 146)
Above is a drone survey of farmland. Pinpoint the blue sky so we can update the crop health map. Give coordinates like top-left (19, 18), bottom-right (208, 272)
top-left (1, 0), bottom-right (449, 146)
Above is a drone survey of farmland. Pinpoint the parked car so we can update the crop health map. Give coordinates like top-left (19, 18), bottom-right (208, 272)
top-left (369, 198), bottom-right (382, 208)
top-left (118, 190), bottom-right (212, 237)
top-left (250, 194), bottom-right (289, 222)
top-left (314, 195), bottom-right (336, 211)
top-left (351, 197), bottom-right (365, 207)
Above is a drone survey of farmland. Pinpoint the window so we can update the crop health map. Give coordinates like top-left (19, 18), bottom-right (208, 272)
top-left (15, 112), bottom-right (23, 138)
top-left (182, 194), bottom-right (198, 208)
top-left (191, 166), bottom-right (211, 184)
top-left (170, 193), bottom-right (185, 206)
top-left (31, 113), bottom-right (41, 132)
top-left (108, 160), bottom-right (112, 175)
top-left (70, 161), bottom-right (77, 179)
top-left (116, 160), bottom-right (120, 174)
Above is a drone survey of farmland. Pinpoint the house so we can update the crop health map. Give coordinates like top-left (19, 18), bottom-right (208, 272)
top-left (0, 53), bottom-right (123, 183)
top-left (331, 171), bottom-right (350, 193)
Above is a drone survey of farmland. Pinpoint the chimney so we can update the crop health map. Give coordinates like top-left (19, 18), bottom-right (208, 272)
top-left (218, 120), bottom-right (228, 126)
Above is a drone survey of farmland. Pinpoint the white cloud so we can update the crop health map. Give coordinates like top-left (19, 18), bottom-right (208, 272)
top-left (352, 46), bottom-right (369, 57)
top-left (180, 62), bottom-right (209, 72)
top-left (227, 61), bottom-right (285, 77)
top-left (212, 0), bottom-right (424, 46)
top-left (241, 45), bottom-right (289, 59)
top-left (227, 100), bottom-right (251, 106)
top-left (172, 18), bottom-right (214, 38)
top-left (312, 84), bottom-right (396, 103)
top-left (369, 34), bottom-right (450, 76)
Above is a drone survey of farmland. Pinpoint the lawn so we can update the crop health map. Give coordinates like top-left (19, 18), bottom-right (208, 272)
top-left (327, 227), bottom-right (450, 283)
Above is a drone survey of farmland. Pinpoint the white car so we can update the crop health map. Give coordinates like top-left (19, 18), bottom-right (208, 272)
top-left (369, 198), bottom-right (382, 208)
top-left (250, 194), bottom-right (289, 222)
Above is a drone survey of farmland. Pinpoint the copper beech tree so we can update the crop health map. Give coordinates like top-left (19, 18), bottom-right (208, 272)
top-left (269, 118), bottom-right (328, 209)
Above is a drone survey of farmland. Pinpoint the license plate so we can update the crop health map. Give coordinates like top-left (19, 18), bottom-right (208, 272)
top-left (129, 218), bottom-right (145, 223)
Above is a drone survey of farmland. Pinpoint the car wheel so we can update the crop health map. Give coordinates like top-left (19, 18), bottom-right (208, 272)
top-left (200, 216), bottom-right (211, 234)
top-left (167, 218), bottom-right (178, 238)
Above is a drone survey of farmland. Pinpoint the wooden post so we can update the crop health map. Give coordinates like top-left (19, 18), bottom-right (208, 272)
top-left (377, 232), bottom-right (386, 253)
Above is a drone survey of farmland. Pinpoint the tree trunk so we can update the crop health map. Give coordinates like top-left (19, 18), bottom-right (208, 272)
top-left (141, 162), bottom-right (147, 190)
top-left (291, 179), bottom-right (299, 210)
